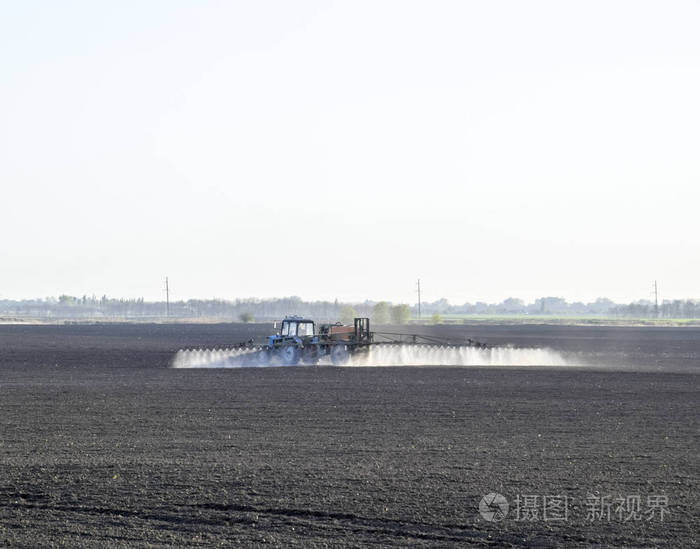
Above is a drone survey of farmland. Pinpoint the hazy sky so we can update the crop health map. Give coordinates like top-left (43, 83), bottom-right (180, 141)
top-left (2, 1), bottom-right (699, 305)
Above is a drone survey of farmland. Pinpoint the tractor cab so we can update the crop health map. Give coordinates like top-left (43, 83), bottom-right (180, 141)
top-left (279, 317), bottom-right (315, 338)
top-left (268, 316), bottom-right (316, 355)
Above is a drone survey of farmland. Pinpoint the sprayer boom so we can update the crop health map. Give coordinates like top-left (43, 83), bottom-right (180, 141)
top-left (173, 317), bottom-right (489, 367)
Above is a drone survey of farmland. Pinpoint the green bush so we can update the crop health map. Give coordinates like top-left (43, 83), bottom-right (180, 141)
top-left (239, 311), bottom-right (254, 323)
top-left (340, 305), bottom-right (356, 324)
top-left (372, 301), bottom-right (390, 324)
top-left (390, 304), bottom-right (411, 325)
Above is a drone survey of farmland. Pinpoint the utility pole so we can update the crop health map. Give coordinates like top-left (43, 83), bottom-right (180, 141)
top-left (165, 277), bottom-right (170, 318)
top-left (653, 280), bottom-right (659, 318)
top-left (417, 278), bottom-right (421, 320)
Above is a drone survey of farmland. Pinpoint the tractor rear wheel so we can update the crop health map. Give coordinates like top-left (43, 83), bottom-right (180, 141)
top-left (330, 344), bottom-right (351, 366)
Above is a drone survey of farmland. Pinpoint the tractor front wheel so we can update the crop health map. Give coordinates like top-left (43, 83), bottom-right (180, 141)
top-left (279, 346), bottom-right (300, 366)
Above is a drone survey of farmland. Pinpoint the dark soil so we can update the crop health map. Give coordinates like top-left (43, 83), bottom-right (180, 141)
top-left (0, 323), bottom-right (698, 547)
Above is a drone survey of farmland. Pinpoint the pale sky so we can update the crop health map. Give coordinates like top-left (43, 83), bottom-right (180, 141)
top-left (2, 1), bottom-right (699, 305)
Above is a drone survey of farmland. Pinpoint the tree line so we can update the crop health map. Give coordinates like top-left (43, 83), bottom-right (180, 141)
top-left (1, 295), bottom-right (699, 321)
top-left (610, 300), bottom-right (700, 319)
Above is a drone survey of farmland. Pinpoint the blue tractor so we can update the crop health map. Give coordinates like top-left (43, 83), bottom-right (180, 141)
top-left (266, 315), bottom-right (372, 365)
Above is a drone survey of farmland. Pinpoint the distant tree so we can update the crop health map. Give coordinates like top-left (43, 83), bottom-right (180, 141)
top-left (537, 296), bottom-right (568, 315)
top-left (340, 305), bottom-right (356, 324)
top-left (390, 304), bottom-right (411, 324)
top-left (431, 298), bottom-right (450, 312)
top-left (501, 297), bottom-right (525, 313)
top-left (372, 301), bottom-right (390, 324)
top-left (239, 311), bottom-right (254, 323)
top-left (431, 312), bottom-right (443, 324)
top-left (589, 297), bottom-right (615, 315)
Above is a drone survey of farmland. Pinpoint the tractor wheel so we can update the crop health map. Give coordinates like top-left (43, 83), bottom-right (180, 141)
top-left (330, 344), bottom-right (351, 366)
top-left (279, 346), bottom-right (300, 366)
